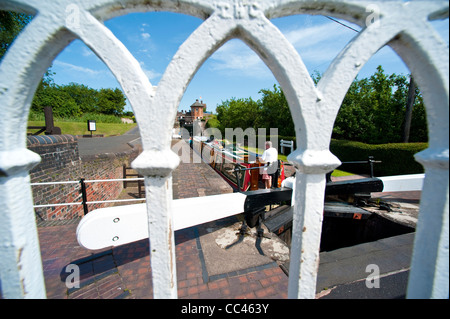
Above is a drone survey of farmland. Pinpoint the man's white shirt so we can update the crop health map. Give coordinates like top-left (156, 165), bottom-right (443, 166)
top-left (261, 147), bottom-right (278, 174)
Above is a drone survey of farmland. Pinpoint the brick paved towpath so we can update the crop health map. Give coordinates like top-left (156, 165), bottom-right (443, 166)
top-left (38, 139), bottom-right (288, 299)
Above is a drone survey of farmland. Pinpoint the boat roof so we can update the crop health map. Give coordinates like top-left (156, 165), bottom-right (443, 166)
top-left (194, 136), bottom-right (256, 162)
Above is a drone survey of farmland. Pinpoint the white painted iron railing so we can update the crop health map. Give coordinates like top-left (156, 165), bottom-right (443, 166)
top-left (31, 178), bottom-right (146, 210)
top-left (0, 0), bottom-right (448, 299)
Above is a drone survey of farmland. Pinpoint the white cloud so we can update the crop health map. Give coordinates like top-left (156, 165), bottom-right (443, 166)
top-left (141, 32), bottom-right (151, 40)
top-left (283, 22), bottom-right (347, 48)
top-left (139, 23), bottom-right (150, 33)
top-left (139, 61), bottom-right (162, 81)
top-left (81, 47), bottom-right (94, 57)
top-left (208, 39), bottom-right (272, 79)
top-left (205, 21), bottom-right (357, 78)
top-left (53, 60), bottom-right (101, 76)
top-left (281, 21), bottom-right (357, 66)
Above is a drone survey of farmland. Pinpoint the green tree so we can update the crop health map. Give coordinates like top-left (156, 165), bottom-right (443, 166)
top-left (32, 83), bottom-right (127, 118)
top-left (205, 115), bottom-right (220, 130)
top-left (333, 77), bottom-right (374, 141)
top-left (369, 66), bottom-right (405, 142)
top-left (258, 84), bottom-right (295, 137)
top-left (214, 66), bottom-right (428, 144)
top-left (0, 11), bottom-right (32, 60)
top-left (408, 88), bottom-right (428, 142)
top-left (32, 84), bottom-right (81, 118)
top-left (97, 88), bottom-right (126, 116)
top-left (61, 83), bottom-right (99, 113)
top-left (333, 66), bottom-right (428, 143)
top-left (216, 97), bottom-right (260, 132)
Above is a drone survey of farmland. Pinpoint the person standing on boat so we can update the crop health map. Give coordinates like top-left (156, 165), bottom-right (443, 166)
top-left (260, 141), bottom-right (278, 189)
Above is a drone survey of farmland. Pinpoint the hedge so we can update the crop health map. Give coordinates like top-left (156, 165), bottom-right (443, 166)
top-left (238, 135), bottom-right (427, 177)
top-left (329, 139), bottom-right (428, 177)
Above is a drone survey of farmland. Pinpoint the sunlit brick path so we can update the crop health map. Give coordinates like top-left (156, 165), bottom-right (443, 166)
top-left (38, 140), bottom-right (288, 299)
top-left (39, 221), bottom-right (290, 299)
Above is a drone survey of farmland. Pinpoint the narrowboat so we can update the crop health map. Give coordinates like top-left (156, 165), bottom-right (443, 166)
top-left (192, 136), bottom-right (286, 192)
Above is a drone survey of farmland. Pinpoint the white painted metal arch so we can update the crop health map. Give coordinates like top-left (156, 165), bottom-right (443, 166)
top-left (0, 0), bottom-right (448, 299)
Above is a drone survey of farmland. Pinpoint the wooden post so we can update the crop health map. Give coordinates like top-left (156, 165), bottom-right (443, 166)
top-left (43, 106), bottom-right (61, 135)
top-left (123, 164), bottom-right (127, 189)
top-left (43, 106), bottom-right (54, 135)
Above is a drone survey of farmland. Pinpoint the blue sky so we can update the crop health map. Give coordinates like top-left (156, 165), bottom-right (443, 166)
top-left (51, 12), bottom-right (449, 114)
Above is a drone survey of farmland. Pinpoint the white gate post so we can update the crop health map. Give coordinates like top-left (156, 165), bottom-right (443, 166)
top-left (132, 150), bottom-right (180, 298)
top-left (407, 151), bottom-right (449, 298)
top-left (287, 150), bottom-right (341, 298)
top-left (287, 172), bottom-right (327, 298)
top-left (0, 149), bottom-right (45, 298)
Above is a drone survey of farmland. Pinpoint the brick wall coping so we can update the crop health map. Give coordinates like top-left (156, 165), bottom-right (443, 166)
top-left (27, 134), bottom-right (78, 147)
top-left (80, 147), bottom-right (141, 162)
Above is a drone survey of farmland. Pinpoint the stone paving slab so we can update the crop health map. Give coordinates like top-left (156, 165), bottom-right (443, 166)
top-left (197, 215), bottom-right (291, 277)
top-left (316, 232), bottom-right (414, 293)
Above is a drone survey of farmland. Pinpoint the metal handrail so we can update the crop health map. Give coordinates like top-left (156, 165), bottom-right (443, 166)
top-left (31, 177), bottom-right (146, 214)
top-left (31, 177), bottom-right (144, 186)
top-left (340, 156), bottom-right (382, 178)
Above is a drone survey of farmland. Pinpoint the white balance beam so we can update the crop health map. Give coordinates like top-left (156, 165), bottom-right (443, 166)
top-left (378, 174), bottom-right (424, 192)
top-left (76, 192), bottom-right (246, 250)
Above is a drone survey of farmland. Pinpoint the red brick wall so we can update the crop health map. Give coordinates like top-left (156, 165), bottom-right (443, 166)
top-left (27, 135), bottom-right (139, 221)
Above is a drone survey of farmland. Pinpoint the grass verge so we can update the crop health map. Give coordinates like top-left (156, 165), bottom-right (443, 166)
top-left (28, 121), bottom-right (137, 137)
